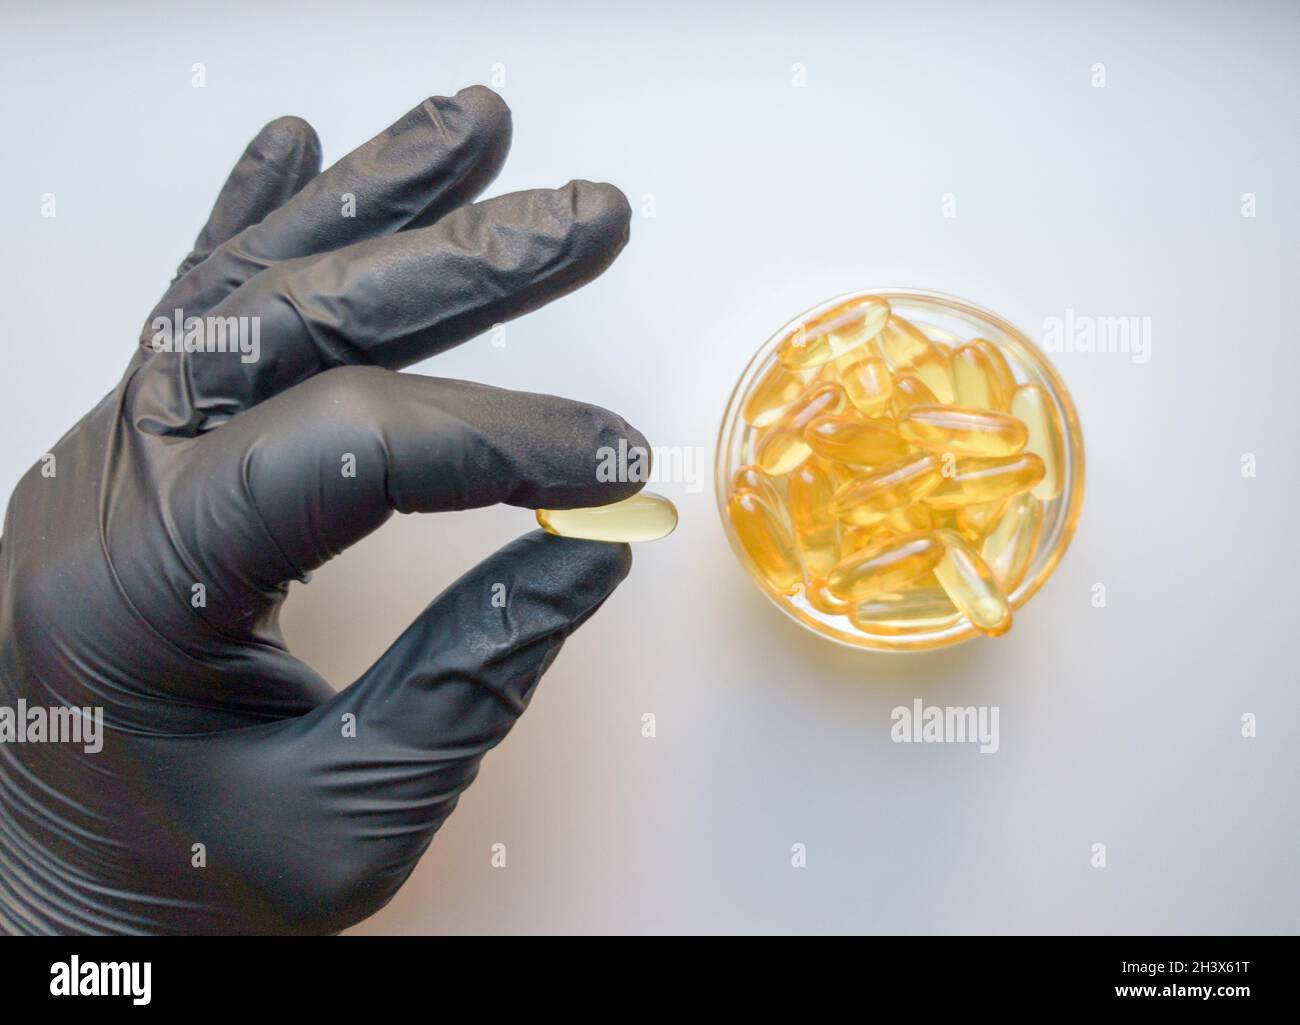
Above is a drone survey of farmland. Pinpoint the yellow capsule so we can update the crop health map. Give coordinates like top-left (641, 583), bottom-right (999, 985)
top-left (975, 341), bottom-right (1017, 406)
top-left (950, 342), bottom-right (1013, 411)
top-left (839, 356), bottom-right (894, 417)
top-left (875, 316), bottom-right (954, 403)
top-left (851, 587), bottom-right (962, 636)
top-left (827, 532), bottom-right (944, 600)
top-left (743, 362), bottom-right (805, 427)
top-left (897, 404), bottom-right (1028, 457)
top-left (931, 507), bottom-right (961, 533)
top-left (890, 373), bottom-right (940, 416)
top-left (787, 459), bottom-right (835, 534)
top-left (755, 430), bottom-right (810, 476)
top-left (804, 415), bottom-right (909, 466)
top-left (955, 498), bottom-right (1008, 541)
top-left (732, 464), bottom-right (785, 516)
top-left (536, 492), bottom-right (678, 543)
top-left (887, 500), bottom-right (935, 534)
top-left (795, 525), bottom-right (841, 580)
top-left (815, 347), bottom-right (859, 386)
top-left (839, 525), bottom-right (884, 558)
top-left (806, 578), bottom-right (854, 616)
top-left (727, 489), bottom-right (802, 594)
top-left (933, 530), bottom-right (1012, 637)
top-left (777, 294), bottom-right (890, 370)
top-left (829, 454), bottom-right (942, 528)
top-left (925, 453), bottom-right (1046, 510)
top-left (1010, 383), bottom-right (1066, 501)
top-left (981, 493), bottom-right (1043, 591)
top-left (754, 383), bottom-right (844, 475)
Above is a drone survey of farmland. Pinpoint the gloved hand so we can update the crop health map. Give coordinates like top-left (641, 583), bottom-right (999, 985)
top-left (0, 87), bottom-right (647, 934)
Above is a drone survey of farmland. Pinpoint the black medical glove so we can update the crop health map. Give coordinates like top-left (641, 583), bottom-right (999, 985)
top-left (0, 87), bottom-right (645, 934)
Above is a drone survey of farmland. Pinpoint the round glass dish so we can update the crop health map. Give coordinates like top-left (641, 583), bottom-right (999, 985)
top-left (715, 288), bottom-right (1085, 652)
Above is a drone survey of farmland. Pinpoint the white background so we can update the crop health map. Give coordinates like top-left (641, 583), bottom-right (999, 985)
top-left (2, 0), bottom-right (1296, 933)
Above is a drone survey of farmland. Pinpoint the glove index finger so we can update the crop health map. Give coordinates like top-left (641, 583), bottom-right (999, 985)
top-left (177, 367), bottom-right (649, 593)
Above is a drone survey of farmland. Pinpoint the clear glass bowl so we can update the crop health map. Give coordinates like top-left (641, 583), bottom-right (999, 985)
top-left (715, 288), bottom-right (1085, 652)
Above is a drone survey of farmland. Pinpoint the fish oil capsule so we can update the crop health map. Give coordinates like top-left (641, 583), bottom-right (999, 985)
top-left (1010, 383), bottom-right (1066, 500)
top-left (777, 294), bottom-right (890, 370)
top-left (727, 489), bottom-right (802, 594)
top-left (932, 530), bottom-right (1012, 637)
top-left (839, 525), bottom-right (884, 558)
top-left (827, 532), bottom-right (944, 600)
top-left (930, 508), bottom-right (962, 537)
top-left (787, 459), bottom-right (835, 534)
top-left (875, 316), bottom-right (955, 403)
top-left (787, 460), bottom-right (839, 578)
top-left (950, 342), bottom-right (1013, 411)
top-left (981, 492), bottom-right (1043, 591)
top-left (804, 415), bottom-right (910, 466)
top-left (887, 500), bottom-right (934, 533)
top-left (955, 498), bottom-right (1008, 541)
top-left (806, 579), bottom-right (854, 616)
top-left (815, 348), bottom-right (861, 386)
top-left (839, 356), bottom-right (894, 417)
top-left (755, 383), bottom-right (845, 475)
top-left (925, 452), bottom-right (1046, 510)
top-left (537, 492), bottom-right (678, 542)
top-left (851, 587), bottom-right (962, 636)
top-left (890, 373), bottom-right (940, 416)
top-left (795, 526), bottom-right (841, 580)
top-left (982, 343), bottom-right (1016, 400)
top-left (897, 405), bottom-right (1028, 457)
top-left (829, 453), bottom-right (942, 528)
top-left (743, 362), bottom-right (805, 427)
top-left (732, 464), bottom-right (786, 520)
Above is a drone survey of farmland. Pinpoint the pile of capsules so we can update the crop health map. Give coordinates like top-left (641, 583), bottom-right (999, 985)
top-left (727, 294), bottom-right (1065, 639)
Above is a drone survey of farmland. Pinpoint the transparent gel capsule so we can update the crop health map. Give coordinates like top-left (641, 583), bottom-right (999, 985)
top-left (827, 531), bottom-right (944, 601)
top-left (924, 452), bottom-right (1046, 510)
top-left (887, 500), bottom-right (935, 534)
top-left (875, 316), bottom-right (954, 403)
top-left (755, 382), bottom-right (845, 475)
top-left (950, 341), bottom-right (1014, 411)
top-left (787, 459), bottom-right (836, 535)
top-left (839, 525), bottom-right (884, 558)
top-left (932, 529), bottom-right (1012, 637)
top-left (955, 498), bottom-right (1008, 541)
top-left (804, 415), bottom-right (910, 466)
top-left (897, 404), bottom-right (1028, 458)
top-left (828, 454), bottom-right (942, 528)
top-left (838, 356), bottom-right (894, 417)
top-left (981, 492), bottom-right (1043, 591)
top-left (727, 489), bottom-right (802, 594)
top-left (537, 492), bottom-right (678, 542)
top-left (732, 464), bottom-right (786, 521)
top-left (806, 578), bottom-right (854, 616)
top-left (890, 373), bottom-right (940, 417)
top-left (795, 525), bottom-right (841, 580)
top-left (743, 362), bottom-right (805, 427)
top-left (1010, 383), bottom-right (1066, 501)
top-left (851, 587), bottom-right (962, 636)
top-left (777, 294), bottom-right (891, 370)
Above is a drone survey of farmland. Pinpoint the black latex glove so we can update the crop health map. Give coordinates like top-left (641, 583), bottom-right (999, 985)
top-left (0, 87), bottom-right (647, 934)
